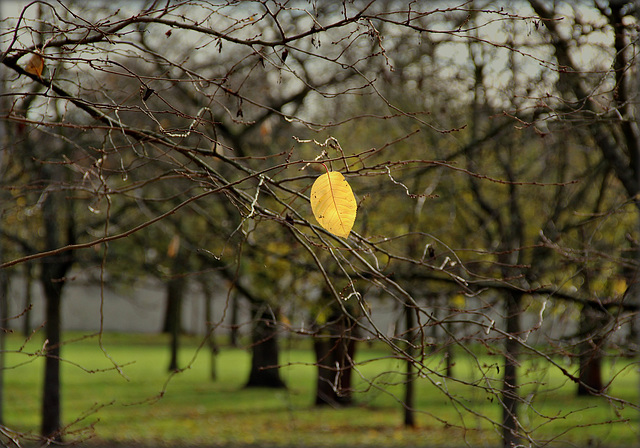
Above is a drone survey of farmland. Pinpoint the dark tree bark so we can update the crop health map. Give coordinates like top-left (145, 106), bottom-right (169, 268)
top-left (577, 304), bottom-right (606, 396)
top-left (200, 277), bottom-right (218, 381)
top-left (165, 273), bottom-right (185, 372)
top-left (230, 292), bottom-right (240, 347)
top-left (0, 248), bottom-right (7, 426)
top-left (41, 266), bottom-right (63, 440)
top-left (23, 262), bottom-right (33, 337)
top-left (502, 291), bottom-right (522, 448)
top-left (313, 312), bottom-right (357, 406)
top-left (445, 309), bottom-right (454, 378)
top-left (577, 233), bottom-right (606, 396)
top-left (39, 192), bottom-right (74, 441)
top-left (0, 2), bottom-right (12, 424)
top-left (403, 302), bottom-right (417, 427)
top-left (162, 277), bottom-right (183, 334)
top-left (245, 303), bottom-right (285, 388)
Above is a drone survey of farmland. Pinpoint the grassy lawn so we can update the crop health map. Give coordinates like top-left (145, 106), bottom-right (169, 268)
top-left (4, 332), bottom-right (639, 447)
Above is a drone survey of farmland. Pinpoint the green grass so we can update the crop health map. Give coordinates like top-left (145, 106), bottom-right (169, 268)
top-left (4, 332), bottom-right (640, 447)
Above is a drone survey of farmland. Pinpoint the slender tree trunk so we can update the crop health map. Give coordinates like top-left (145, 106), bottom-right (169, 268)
top-left (201, 278), bottom-right (218, 381)
top-left (39, 188), bottom-right (73, 441)
top-left (576, 212), bottom-right (605, 396)
top-left (634, 203), bottom-right (640, 446)
top-left (403, 301), bottom-right (416, 427)
top-left (578, 348), bottom-right (603, 396)
top-left (636, 227), bottom-right (640, 447)
top-left (23, 262), bottom-right (33, 337)
top-left (245, 303), bottom-right (285, 388)
top-left (445, 316), bottom-right (454, 378)
top-left (0, 255), bottom-right (7, 426)
top-left (164, 239), bottom-right (189, 373)
top-left (162, 280), bottom-right (182, 334)
top-left (41, 272), bottom-right (63, 440)
top-left (577, 304), bottom-right (604, 396)
top-left (230, 292), bottom-right (240, 347)
top-left (0, 6), bottom-right (7, 423)
top-left (633, 7), bottom-right (640, 445)
top-left (313, 336), bottom-right (336, 405)
top-left (165, 274), bottom-right (185, 372)
top-left (40, 258), bottom-right (71, 441)
top-left (314, 312), bottom-right (357, 406)
top-left (502, 291), bottom-right (522, 448)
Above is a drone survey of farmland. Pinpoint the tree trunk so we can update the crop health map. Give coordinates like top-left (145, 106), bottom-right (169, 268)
top-left (165, 274), bottom-right (185, 372)
top-left (403, 301), bottom-right (416, 427)
top-left (445, 316), bottom-right (454, 378)
top-left (39, 188), bottom-right (74, 441)
top-left (40, 251), bottom-right (73, 440)
top-left (313, 313), bottom-right (357, 406)
top-left (41, 271), bottom-right (63, 441)
top-left (201, 278), bottom-right (218, 381)
top-left (0, 10), bottom-right (7, 424)
top-left (23, 262), bottom-right (33, 337)
top-left (502, 291), bottom-right (522, 448)
top-left (578, 351), bottom-right (603, 396)
top-left (577, 304), bottom-right (605, 396)
top-left (230, 292), bottom-right (240, 347)
top-left (576, 227), bottom-right (606, 396)
top-left (245, 303), bottom-right (285, 388)
top-left (0, 252), bottom-right (7, 426)
top-left (636, 217), bottom-right (640, 444)
top-left (313, 336), bottom-right (336, 405)
top-left (162, 279), bottom-right (182, 334)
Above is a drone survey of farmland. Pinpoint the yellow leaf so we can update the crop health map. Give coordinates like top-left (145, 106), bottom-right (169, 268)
top-left (310, 171), bottom-right (357, 238)
top-left (25, 52), bottom-right (44, 78)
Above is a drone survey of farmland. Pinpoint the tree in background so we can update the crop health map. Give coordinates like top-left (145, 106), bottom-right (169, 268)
top-left (526, 0), bottom-right (639, 396)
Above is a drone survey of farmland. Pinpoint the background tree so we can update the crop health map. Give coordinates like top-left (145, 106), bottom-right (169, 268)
top-left (526, 0), bottom-right (639, 394)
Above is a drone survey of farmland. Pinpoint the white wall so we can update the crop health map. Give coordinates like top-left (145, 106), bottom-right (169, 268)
top-left (5, 272), bottom-right (251, 335)
top-left (6, 270), bottom-right (627, 352)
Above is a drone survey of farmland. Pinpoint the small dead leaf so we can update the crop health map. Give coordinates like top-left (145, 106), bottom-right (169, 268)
top-left (25, 52), bottom-right (44, 78)
top-left (167, 234), bottom-right (181, 258)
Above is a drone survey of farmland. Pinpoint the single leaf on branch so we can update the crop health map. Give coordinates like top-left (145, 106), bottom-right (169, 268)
top-left (310, 171), bottom-right (357, 238)
top-left (25, 52), bottom-right (44, 78)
